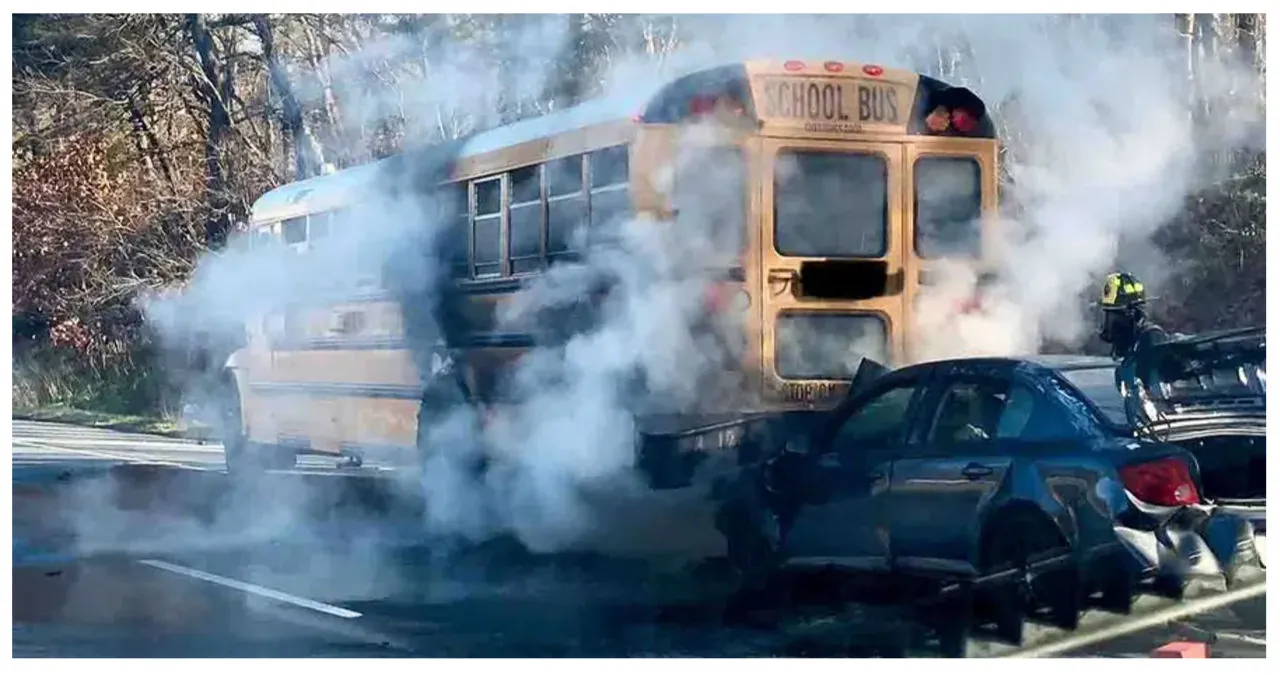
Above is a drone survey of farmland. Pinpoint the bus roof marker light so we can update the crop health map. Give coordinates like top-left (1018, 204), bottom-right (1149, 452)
top-left (823, 61), bottom-right (844, 73)
top-left (783, 60), bottom-right (805, 72)
top-left (861, 64), bottom-right (884, 77)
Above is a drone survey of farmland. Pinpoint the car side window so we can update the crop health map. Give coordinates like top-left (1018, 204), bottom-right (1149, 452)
top-left (927, 379), bottom-right (1011, 443)
top-left (995, 383), bottom-right (1082, 441)
top-left (830, 383), bottom-right (920, 450)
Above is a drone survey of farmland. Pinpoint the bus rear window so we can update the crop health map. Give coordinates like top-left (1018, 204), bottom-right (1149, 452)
top-left (774, 151), bottom-right (887, 258)
top-left (915, 156), bottom-right (982, 258)
top-left (775, 312), bottom-right (888, 380)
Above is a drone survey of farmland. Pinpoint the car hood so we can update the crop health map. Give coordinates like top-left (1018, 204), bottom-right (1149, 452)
top-left (1120, 326), bottom-right (1265, 436)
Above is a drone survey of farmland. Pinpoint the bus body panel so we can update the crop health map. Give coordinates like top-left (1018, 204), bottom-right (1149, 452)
top-left (227, 59), bottom-right (1003, 476)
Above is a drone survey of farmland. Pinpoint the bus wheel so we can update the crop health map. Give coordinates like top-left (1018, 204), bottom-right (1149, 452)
top-left (217, 376), bottom-right (256, 477)
top-left (218, 376), bottom-right (296, 475)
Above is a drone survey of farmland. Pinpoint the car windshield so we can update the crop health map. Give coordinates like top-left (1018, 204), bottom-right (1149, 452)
top-left (1057, 366), bottom-right (1127, 427)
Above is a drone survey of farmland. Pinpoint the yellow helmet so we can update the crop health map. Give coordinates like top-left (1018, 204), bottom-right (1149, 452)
top-left (1100, 272), bottom-right (1146, 311)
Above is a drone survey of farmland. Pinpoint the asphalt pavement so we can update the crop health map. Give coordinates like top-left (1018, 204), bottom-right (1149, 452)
top-left (10, 419), bottom-right (1267, 658)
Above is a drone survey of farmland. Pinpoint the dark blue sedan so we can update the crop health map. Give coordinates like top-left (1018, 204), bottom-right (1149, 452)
top-left (715, 335), bottom-right (1265, 637)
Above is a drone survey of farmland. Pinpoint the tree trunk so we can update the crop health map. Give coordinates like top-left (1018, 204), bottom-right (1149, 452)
top-left (1191, 13), bottom-right (1214, 125)
top-left (1236, 14), bottom-right (1259, 71)
top-left (128, 91), bottom-right (177, 193)
top-left (496, 15), bottom-right (523, 124)
top-left (187, 13), bottom-right (234, 247)
top-left (302, 17), bottom-right (345, 166)
top-left (544, 13), bottom-right (587, 111)
top-left (252, 14), bottom-right (326, 180)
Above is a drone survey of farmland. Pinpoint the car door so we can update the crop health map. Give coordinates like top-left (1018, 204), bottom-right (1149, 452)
top-left (784, 375), bottom-right (929, 572)
top-left (889, 368), bottom-right (1015, 576)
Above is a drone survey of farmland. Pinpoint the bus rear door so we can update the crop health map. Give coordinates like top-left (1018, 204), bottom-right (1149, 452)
top-left (759, 138), bottom-right (906, 408)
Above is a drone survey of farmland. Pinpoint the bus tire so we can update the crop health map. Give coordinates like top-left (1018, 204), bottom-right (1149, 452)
top-left (219, 373), bottom-right (295, 476)
top-left (217, 373), bottom-right (256, 477)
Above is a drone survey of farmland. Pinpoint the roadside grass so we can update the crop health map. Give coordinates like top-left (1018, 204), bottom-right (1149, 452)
top-left (12, 342), bottom-right (218, 440)
top-left (10, 403), bottom-right (214, 441)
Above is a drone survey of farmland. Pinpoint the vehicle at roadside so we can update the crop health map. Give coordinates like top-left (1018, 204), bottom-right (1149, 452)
top-left (1110, 326), bottom-right (1265, 571)
top-left (713, 343), bottom-right (1265, 637)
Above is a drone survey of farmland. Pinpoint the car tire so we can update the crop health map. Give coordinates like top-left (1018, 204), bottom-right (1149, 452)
top-left (714, 472), bottom-right (785, 580)
top-left (979, 508), bottom-right (1077, 643)
top-left (715, 470), bottom-right (790, 626)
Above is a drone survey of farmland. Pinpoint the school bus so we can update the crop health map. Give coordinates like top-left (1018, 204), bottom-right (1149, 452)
top-left (221, 58), bottom-right (1000, 486)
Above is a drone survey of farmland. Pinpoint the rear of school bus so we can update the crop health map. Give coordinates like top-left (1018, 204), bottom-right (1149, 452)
top-left (746, 59), bottom-right (1000, 408)
top-left (631, 59), bottom-right (1000, 484)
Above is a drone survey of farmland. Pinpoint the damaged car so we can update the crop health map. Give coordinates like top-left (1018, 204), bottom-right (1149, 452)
top-left (1108, 326), bottom-right (1266, 574)
top-left (714, 338), bottom-right (1265, 636)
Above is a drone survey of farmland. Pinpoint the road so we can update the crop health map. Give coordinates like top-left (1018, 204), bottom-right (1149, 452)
top-left (11, 419), bottom-right (1267, 658)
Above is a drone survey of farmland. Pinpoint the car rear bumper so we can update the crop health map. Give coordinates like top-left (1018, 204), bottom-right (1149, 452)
top-left (1113, 503), bottom-right (1265, 580)
top-left (1213, 501), bottom-right (1266, 569)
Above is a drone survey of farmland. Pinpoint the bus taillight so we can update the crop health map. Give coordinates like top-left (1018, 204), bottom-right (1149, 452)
top-left (689, 93), bottom-right (747, 117)
top-left (924, 105), bottom-right (979, 135)
top-left (925, 106), bottom-right (951, 133)
top-left (951, 108), bottom-right (978, 134)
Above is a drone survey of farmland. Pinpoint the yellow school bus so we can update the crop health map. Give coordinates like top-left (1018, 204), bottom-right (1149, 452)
top-left (223, 58), bottom-right (1000, 486)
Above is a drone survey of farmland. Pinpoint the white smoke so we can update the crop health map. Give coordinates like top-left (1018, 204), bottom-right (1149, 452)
top-left (134, 14), bottom-right (1264, 564)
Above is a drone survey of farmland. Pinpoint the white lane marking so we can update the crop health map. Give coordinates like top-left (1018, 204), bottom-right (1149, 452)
top-left (10, 437), bottom-right (223, 452)
top-left (12, 439), bottom-right (213, 471)
top-left (1215, 632), bottom-right (1267, 647)
top-left (138, 559), bottom-right (363, 619)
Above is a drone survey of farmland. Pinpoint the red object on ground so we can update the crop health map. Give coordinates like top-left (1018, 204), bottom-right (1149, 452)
top-left (1150, 641), bottom-right (1209, 658)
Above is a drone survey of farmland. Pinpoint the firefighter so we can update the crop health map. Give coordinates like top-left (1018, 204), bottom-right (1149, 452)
top-left (1098, 271), bottom-right (1168, 360)
top-left (420, 338), bottom-right (471, 416)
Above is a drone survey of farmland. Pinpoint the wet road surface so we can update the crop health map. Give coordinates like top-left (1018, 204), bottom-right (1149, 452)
top-left (11, 419), bottom-right (1267, 658)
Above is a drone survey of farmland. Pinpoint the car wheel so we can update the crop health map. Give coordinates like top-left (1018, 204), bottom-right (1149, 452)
top-left (715, 473), bottom-right (785, 579)
top-left (980, 509), bottom-right (1078, 643)
top-left (715, 472), bottom-right (790, 625)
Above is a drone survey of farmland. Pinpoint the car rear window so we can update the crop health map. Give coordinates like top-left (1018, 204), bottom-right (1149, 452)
top-left (1057, 366), bottom-right (1127, 427)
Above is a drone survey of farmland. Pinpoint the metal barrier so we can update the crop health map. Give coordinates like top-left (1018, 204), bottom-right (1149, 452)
top-left (898, 537), bottom-right (1266, 658)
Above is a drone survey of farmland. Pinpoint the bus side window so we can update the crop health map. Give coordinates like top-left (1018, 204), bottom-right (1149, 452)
top-left (282, 216), bottom-right (308, 246)
top-left (253, 223), bottom-right (278, 250)
top-left (445, 184), bottom-right (470, 279)
top-left (473, 178), bottom-right (503, 278)
top-left (675, 146), bottom-right (746, 259)
top-left (309, 211), bottom-right (330, 241)
top-left (345, 204), bottom-right (384, 290)
top-left (588, 145), bottom-right (630, 248)
top-left (546, 154), bottom-right (585, 264)
top-left (509, 165), bottom-right (543, 274)
top-left (914, 156), bottom-right (982, 259)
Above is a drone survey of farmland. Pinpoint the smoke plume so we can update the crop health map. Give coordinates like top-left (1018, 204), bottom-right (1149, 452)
top-left (130, 14), bottom-right (1265, 566)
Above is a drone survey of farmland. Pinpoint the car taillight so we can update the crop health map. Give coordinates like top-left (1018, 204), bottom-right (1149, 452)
top-left (1119, 457), bottom-right (1201, 507)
